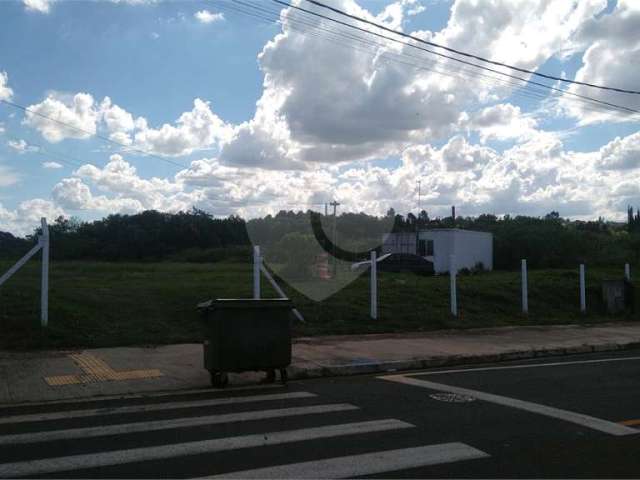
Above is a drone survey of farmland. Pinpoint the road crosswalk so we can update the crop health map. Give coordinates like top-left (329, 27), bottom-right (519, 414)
top-left (0, 386), bottom-right (490, 478)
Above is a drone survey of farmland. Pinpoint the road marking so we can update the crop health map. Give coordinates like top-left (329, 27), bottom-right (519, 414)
top-left (0, 419), bottom-right (414, 477)
top-left (620, 419), bottom-right (640, 426)
top-left (395, 355), bottom-right (640, 377)
top-left (429, 393), bottom-right (475, 403)
top-left (381, 375), bottom-right (638, 436)
top-left (0, 391), bottom-right (316, 425)
top-left (202, 443), bottom-right (490, 479)
top-left (45, 353), bottom-right (163, 386)
top-left (0, 403), bottom-right (359, 445)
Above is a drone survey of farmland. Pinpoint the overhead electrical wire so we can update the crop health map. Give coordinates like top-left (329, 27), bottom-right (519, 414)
top-left (31, 145), bottom-right (84, 169)
top-left (215, 1), bottom-right (547, 102)
top-left (262, 0), bottom-right (639, 116)
top-left (218, 0), bottom-right (635, 117)
top-left (305, 0), bottom-right (640, 95)
top-left (0, 99), bottom-right (190, 170)
top-left (219, 1), bottom-right (630, 119)
top-left (2, 130), bottom-right (335, 213)
top-left (2, 0), bottom-right (636, 217)
top-left (217, 0), bottom-right (638, 120)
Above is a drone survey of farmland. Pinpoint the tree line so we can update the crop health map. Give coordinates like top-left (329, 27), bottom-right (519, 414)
top-left (1, 207), bottom-right (639, 269)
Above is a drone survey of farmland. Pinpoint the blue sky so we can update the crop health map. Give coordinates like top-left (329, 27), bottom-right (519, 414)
top-left (1, 0), bottom-right (639, 235)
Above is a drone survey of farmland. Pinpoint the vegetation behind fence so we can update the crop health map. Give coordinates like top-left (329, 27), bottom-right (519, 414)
top-left (2, 208), bottom-right (640, 270)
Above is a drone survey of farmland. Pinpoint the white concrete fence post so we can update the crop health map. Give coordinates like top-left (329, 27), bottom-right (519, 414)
top-left (579, 263), bottom-right (586, 313)
top-left (450, 254), bottom-right (457, 317)
top-left (253, 245), bottom-right (261, 300)
top-left (370, 250), bottom-right (377, 320)
top-left (625, 263), bottom-right (631, 281)
top-left (521, 259), bottom-right (528, 314)
top-left (0, 217), bottom-right (49, 327)
top-left (40, 218), bottom-right (49, 327)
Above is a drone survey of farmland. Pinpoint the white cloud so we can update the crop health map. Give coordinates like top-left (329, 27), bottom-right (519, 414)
top-left (598, 131), bottom-right (640, 170)
top-left (8, 0), bottom-right (640, 233)
top-left (24, 93), bottom-right (99, 143)
top-left (434, 0), bottom-right (607, 72)
top-left (100, 97), bottom-right (135, 134)
top-left (562, 0), bottom-right (640, 124)
top-left (58, 154), bottom-right (186, 212)
top-left (132, 99), bottom-right (233, 156)
top-left (440, 135), bottom-right (496, 171)
top-left (463, 104), bottom-right (539, 143)
top-left (35, 125), bottom-right (639, 226)
top-left (0, 71), bottom-right (13, 101)
top-left (23, 93), bottom-right (231, 156)
top-left (23, 0), bottom-right (53, 14)
top-left (42, 161), bottom-right (63, 169)
top-left (52, 176), bottom-right (144, 213)
top-left (217, 0), bottom-right (607, 169)
top-left (0, 164), bottom-right (20, 187)
top-left (0, 120), bottom-right (628, 237)
top-left (7, 139), bottom-right (28, 153)
top-left (7, 139), bottom-right (37, 153)
top-left (194, 10), bottom-right (224, 24)
top-left (0, 199), bottom-right (64, 237)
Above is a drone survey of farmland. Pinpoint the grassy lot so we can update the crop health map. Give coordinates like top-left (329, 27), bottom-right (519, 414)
top-left (0, 260), bottom-right (638, 350)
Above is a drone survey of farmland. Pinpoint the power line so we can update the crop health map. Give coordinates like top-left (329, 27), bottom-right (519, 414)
top-left (0, 99), bottom-right (190, 170)
top-left (216, 2), bottom-right (548, 108)
top-left (267, 0), bottom-right (640, 115)
top-left (221, 1), bottom-right (628, 117)
top-left (304, 0), bottom-right (640, 96)
top-left (221, 0), bottom-right (637, 119)
top-left (27, 141), bottom-right (86, 168)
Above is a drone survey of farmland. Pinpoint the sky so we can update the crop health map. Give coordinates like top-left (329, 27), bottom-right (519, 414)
top-left (0, 0), bottom-right (639, 236)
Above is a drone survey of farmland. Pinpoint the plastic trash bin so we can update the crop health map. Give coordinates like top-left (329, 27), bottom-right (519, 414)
top-left (201, 298), bottom-right (292, 387)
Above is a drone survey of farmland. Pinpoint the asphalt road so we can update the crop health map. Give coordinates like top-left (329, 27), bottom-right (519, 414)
top-left (0, 350), bottom-right (639, 478)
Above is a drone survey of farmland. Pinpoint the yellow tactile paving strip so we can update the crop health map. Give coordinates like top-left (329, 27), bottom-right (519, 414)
top-left (620, 419), bottom-right (640, 427)
top-left (45, 353), bottom-right (163, 386)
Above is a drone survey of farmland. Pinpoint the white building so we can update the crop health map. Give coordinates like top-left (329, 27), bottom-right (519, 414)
top-left (382, 229), bottom-right (493, 273)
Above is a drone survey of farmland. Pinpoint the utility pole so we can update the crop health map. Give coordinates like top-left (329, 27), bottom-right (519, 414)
top-left (330, 200), bottom-right (340, 274)
top-left (417, 180), bottom-right (421, 214)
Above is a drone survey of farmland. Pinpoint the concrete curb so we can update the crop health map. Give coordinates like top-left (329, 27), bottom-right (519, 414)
top-left (2, 336), bottom-right (639, 407)
top-left (287, 340), bottom-right (640, 380)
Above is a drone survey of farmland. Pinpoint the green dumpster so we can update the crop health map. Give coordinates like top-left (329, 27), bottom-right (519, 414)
top-left (201, 298), bottom-right (292, 387)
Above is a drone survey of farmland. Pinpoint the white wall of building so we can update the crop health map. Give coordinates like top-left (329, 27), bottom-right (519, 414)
top-left (419, 229), bottom-right (493, 273)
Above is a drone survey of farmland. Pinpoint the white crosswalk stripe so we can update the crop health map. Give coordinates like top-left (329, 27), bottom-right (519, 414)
top-left (0, 391), bottom-right (316, 425)
top-left (0, 403), bottom-right (359, 445)
top-left (0, 419), bottom-right (414, 477)
top-left (0, 389), bottom-right (490, 478)
top-left (202, 443), bottom-right (490, 479)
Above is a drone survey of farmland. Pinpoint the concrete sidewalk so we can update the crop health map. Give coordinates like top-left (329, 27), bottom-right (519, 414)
top-left (1, 322), bottom-right (640, 405)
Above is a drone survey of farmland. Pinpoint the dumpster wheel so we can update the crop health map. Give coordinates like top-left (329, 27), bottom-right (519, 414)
top-left (210, 371), bottom-right (229, 388)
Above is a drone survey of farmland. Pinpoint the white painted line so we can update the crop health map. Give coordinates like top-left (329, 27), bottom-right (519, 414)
top-left (392, 355), bottom-right (640, 377)
top-left (0, 419), bottom-right (414, 477)
top-left (0, 391), bottom-right (316, 425)
top-left (202, 442), bottom-right (490, 479)
top-left (0, 404), bottom-right (359, 445)
top-left (382, 376), bottom-right (638, 436)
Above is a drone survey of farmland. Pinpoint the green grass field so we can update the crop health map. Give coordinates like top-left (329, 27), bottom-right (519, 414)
top-left (0, 260), bottom-right (638, 350)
